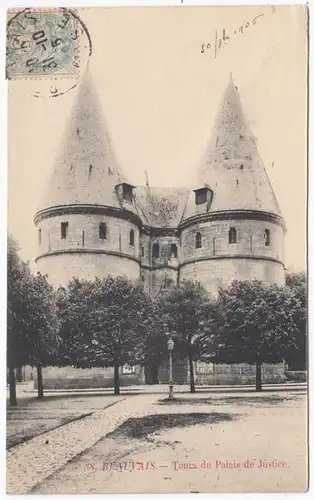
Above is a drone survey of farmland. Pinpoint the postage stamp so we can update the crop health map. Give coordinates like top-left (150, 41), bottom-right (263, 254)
top-left (6, 8), bottom-right (81, 79)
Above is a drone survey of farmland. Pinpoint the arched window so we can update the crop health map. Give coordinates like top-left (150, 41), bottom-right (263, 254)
top-left (152, 243), bottom-right (159, 258)
top-left (264, 229), bottom-right (271, 246)
top-left (229, 227), bottom-right (237, 244)
top-left (130, 229), bottom-right (135, 246)
top-left (195, 232), bottom-right (202, 249)
top-left (38, 229), bottom-right (42, 245)
top-left (99, 222), bottom-right (107, 240)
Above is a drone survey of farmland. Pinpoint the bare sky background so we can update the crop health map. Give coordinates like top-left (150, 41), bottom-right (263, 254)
top-left (8, 5), bottom-right (307, 272)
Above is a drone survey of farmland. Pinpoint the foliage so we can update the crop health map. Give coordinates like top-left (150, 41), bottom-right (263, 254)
top-left (58, 276), bottom-right (153, 370)
top-left (154, 280), bottom-right (215, 358)
top-left (152, 280), bottom-right (216, 392)
top-left (8, 235), bottom-right (59, 368)
top-left (25, 272), bottom-right (60, 366)
top-left (284, 272), bottom-right (307, 369)
top-left (210, 280), bottom-right (299, 367)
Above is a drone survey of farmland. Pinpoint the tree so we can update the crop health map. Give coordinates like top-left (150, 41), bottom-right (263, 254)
top-left (59, 276), bottom-right (152, 395)
top-left (154, 280), bottom-right (214, 393)
top-left (7, 235), bottom-right (60, 403)
top-left (7, 236), bottom-right (32, 405)
top-left (25, 272), bottom-right (60, 398)
top-left (285, 272), bottom-right (307, 370)
top-left (210, 280), bottom-right (299, 391)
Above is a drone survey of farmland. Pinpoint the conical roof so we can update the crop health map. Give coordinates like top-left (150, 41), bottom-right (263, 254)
top-left (38, 68), bottom-right (126, 211)
top-left (182, 75), bottom-right (282, 221)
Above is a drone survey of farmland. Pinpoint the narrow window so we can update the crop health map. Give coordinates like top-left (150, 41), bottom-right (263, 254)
top-left (195, 232), bottom-right (202, 249)
top-left (130, 229), bottom-right (135, 246)
top-left (152, 243), bottom-right (159, 258)
top-left (264, 229), bottom-right (271, 246)
top-left (99, 222), bottom-right (107, 240)
top-left (195, 190), bottom-right (207, 205)
top-left (38, 229), bottom-right (42, 245)
top-left (141, 275), bottom-right (145, 283)
top-left (141, 246), bottom-right (144, 257)
top-left (123, 184), bottom-right (133, 202)
top-left (82, 230), bottom-right (85, 247)
top-left (61, 222), bottom-right (68, 240)
top-left (170, 244), bottom-right (177, 258)
top-left (229, 227), bottom-right (237, 244)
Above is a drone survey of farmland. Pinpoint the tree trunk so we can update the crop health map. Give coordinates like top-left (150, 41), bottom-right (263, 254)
top-left (114, 360), bottom-right (120, 395)
top-left (255, 361), bottom-right (262, 392)
top-left (189, 352), bottom-right (195, 393)
top-left (9, 365), bottom-right (17, 406)
top-left (37, 363), bottom-right (44, 399)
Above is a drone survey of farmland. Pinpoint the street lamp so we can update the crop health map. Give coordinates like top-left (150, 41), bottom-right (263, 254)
top-left (167, 337), bottom-right (174, 400)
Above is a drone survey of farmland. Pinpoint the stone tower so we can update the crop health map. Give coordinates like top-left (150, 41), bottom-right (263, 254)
top-left (179, 75), bottom-right (286, 293)
top-left (34, 70), bottom-right (142, 287)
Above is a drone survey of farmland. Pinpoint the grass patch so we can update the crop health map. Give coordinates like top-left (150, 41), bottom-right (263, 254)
top-left (107, 412), bottom-right (234, 441)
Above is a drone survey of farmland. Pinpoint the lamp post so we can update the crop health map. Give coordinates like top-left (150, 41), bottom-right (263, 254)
top-left (167, 337), bottom-right (174, 400)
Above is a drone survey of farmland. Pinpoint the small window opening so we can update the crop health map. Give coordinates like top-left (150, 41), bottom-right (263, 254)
top-left (141, 275), bottom-right (145, 283)
top-left (141, 246), bottom-right (144, 257)
top-left (38, 229), bottom-right (42, 245)
top-left (229, 227), bottom-right (237, 244)
top-left (61, 222), bottom-right (68, 240)
top-left (88, 164), bottom-right (93, 177)
top-left (99, 222), bottom-right (107, 240)
top-left (236, 178), bottom-right (239, 186)
top-left (264, 229), bottom-right (271, 246)
top-left (170, 244), bottom-right (177, 258)
top-left (195, 189), bottom-right (208, 205)
top-left (195, 232), bottom-right (202, 249)
top-left (123, 184), bottom-right (133, 202)
top-left (130, 229), bottom-right (135, 246)
top-left (152, 243), bottom-right (160, 258)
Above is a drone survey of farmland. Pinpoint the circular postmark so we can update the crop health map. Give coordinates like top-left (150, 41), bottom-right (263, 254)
top-left (6, 8), bottom-right (92, 98)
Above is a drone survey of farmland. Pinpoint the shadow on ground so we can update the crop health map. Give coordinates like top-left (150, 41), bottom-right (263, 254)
top-left (156, 395), bottom-right (305, 407)
top-left (107, 412), bottom-right (234, 441)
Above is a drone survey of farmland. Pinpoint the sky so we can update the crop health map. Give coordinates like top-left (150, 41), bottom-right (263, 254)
top-left (7, 5), bottom-right (307, 272)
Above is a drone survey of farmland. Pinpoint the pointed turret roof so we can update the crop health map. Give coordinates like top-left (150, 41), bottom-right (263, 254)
top-left (182, 75), bottom-right (282, 221)
top-left (38, 68), bottom-right (126, 211)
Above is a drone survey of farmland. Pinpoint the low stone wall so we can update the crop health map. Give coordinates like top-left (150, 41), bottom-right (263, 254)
top-left (195, 362), bottom-right (286, 385)
top-left (34, 365), bottom-right (145, 390)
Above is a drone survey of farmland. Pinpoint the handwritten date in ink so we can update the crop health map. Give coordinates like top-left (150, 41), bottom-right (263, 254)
top-left (200, 6), bottom-right (276, 58)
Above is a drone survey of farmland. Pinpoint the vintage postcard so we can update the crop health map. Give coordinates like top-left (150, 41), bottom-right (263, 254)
top-left (6, 4), bottom-right (308, 494)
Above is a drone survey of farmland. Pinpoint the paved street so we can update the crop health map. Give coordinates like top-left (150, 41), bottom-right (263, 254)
top-left (7, 385), bottom-right (307, 494)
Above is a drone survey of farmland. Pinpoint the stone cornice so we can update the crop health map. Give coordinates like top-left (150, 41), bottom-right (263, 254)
top-left (179, 254), bottom-right (285, 269)
top-left (178, 210), bottom-right (286, 232)
top-left (35, 248), bottom-right (141, 265)
top-left (34, 204), bottom-right (142, 228)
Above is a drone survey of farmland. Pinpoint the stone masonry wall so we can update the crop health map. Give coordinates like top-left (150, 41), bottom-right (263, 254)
top-left (37, 252), bottom-right (140, 288)
top-left (180, 218), bottom-right (284, 263)
top-left (36, 213), bottom-right (141, 286)
top-left (180, 258), bottom-right (285, 295)
top-left (179, 217), bottom-right (285, 293)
